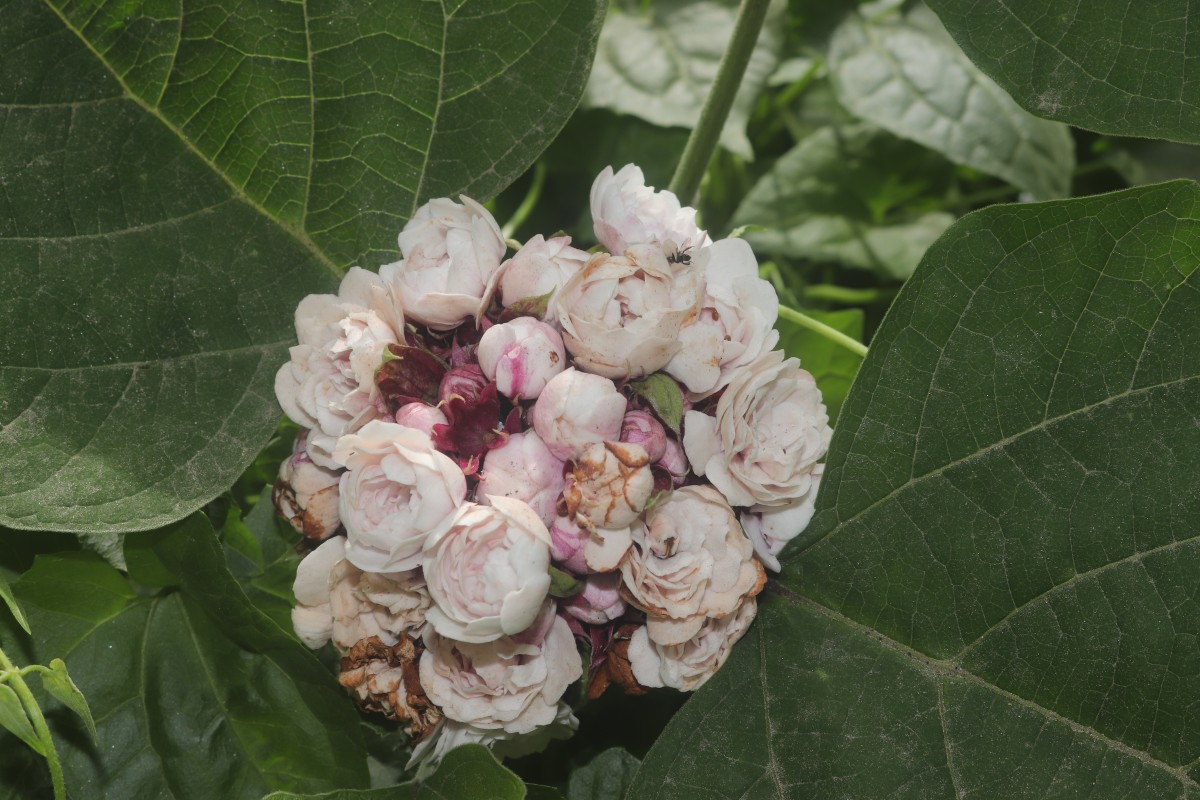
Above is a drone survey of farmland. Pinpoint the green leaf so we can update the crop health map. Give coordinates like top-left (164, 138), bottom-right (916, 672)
top-left (829, 10), bottom-right (1075, 199)
top-left (0, 0), bottom-right (605, 534)
top-left (632, 181), bottom-right (1200, 797)
top-left (776, 308), bottom-right (864, 425)
top-left (734, 124), bottom-right (954, 279)
top-left (16, 523), bottom-right (369, 797)
top-left (413, 744), bottom-right (526, 800)
top-left (0, 683), bottom-right (41, 755)
top-left (220, 500), bottom-right (302, 632)
top-left (548, 565), bottom-right (583, 598)
top-left (36, 659), bottom-right (97, 745)
top-left (583, 0), bottom-right (783, 160)
top-left (567, 747), bottom-right (640, 800)
top-left (0, 572), bottom-right (28, 635)
top-left (629, 373), bottom-right (685, 434)
top-left (927, 0), bottom-right (1200, 144)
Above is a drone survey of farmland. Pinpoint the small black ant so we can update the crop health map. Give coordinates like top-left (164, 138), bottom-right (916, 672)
top-left (667, 246), bottom-right (693, 266)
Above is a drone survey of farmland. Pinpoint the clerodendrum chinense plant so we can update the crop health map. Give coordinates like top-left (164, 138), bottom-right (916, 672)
top-left (2, 0), bottom-right (1200, 797)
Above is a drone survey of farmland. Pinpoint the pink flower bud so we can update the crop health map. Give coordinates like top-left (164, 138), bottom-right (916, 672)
top-left (499, 235), bottom-right (589, 316)
top-left (620, 410), bottom-right (667, 462)
top-left (656, 437), bottom-right (689, 487)
top-left (394, 402), bottom-right (449, 436)
top-left (438, 363), bottom-right (488, 405)
top-left (563, 573), bottom-right (625, 625)
top-left (477, 318), bottom-right (566, 401)
top-left (531, 368), bottom-right (626, 461)
top-left (549, 515), bottom-right (590, 574)
top-left (476, 431), bottom-right (566, 527)
top-left (564, 442), bottom-right (654, 530)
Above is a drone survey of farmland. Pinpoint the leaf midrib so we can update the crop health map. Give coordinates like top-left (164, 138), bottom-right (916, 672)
top-left (768, 585), bottom-right (1200, 792)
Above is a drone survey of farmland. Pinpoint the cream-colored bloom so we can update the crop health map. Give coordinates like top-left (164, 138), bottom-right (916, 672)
top-left (564, 441), bottom-right (653, 530)
top-left (499, 235), bottom-right (589, 317)
top-left (620, 485), bottom-right (765, 645)
top-left (590, 164), bottom-right (708, 254)
top-left (628, 597), bottom-right (757, 691)
top-left (476, 431), bottom-right (566, 528)
top-left (684, 350), bottom-right (831, 508)
top-left (552, 246), bottom-right (704, 380)
top-left (274, 432), bottom-right (342, 541)
top-left (531, 368), bottom-right (626, 461)
top-left (419, 609), bottom-right (581, 733)
top-left (739, 468), bottom-right (821, 572)
top-left (422, 497), bottom-right (552, 643)
top-left (333, 421), bottom-right (467, 572)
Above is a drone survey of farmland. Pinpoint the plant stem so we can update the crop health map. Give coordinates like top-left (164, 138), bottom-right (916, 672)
top-left (778, 305), bottom-right (869, 358)
top-left (805, 284), bottom-right (899, 305)
top-left (668, 0), bottom-right (772, 203)
top-left (0, 647), bottom-right (66, 800)
top-left (501, 161), bottom-right (547, 240)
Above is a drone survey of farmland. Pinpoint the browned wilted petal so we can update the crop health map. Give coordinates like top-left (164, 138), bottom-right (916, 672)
top-left (338, 634), bottom-right (443, 741)
top-left (587, 623), bottom-right (649, 700)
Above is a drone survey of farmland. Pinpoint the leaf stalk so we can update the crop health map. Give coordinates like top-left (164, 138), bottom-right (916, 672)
top-left (0, 646), bottom-right (66, 800)
top-left (778, 305), bottom-right (869, 358)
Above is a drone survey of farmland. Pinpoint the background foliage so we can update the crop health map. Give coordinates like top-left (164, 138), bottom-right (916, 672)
top-left (3, 0), bottom-right (1200, 797)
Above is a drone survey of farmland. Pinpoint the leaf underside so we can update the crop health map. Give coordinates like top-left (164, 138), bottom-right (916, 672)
top-left (632, 181), bottom-right (1200, 799)
top-left (0, 0), bottom-right (605, 533)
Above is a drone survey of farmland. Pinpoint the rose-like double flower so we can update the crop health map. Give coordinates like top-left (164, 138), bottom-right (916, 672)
top-left (419, 609), bottom-right (581, 734)
top-left (275, 267), bottom-right (405, 467)
top-left (476, 431), bottom-right (566, 528)
top-left (553, 246), bottom-right (705, 380)
top-left (684, 350), bottom-right (832, 508)
top-left (564, 441), bottom-right (653, 530)
top-left (590, 164), bottom-right (709, 254)
top-left (739, 469), bottom-right (821, 572)
top-left (333, 421), bottom-right (467, 572)
top-left (422, 496), bottom-right (553, 643)
top-left (531, 368), bottom-right (627, 461)
top-left (291, 537), bottom-right (432, 651)
top-left (628, 596), bottom-right (757, 691)
top-left (665, 238), bottom-right (780, 397)
top-left (620, 485), bottom-right (765, 645)
top-left (387, 197), bottom-right (506, 330)
top-left (498, 235), bottom-right (589, 316)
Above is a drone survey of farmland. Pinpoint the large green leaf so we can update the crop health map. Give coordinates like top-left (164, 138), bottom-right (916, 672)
top-left (583, 0), bottom-right (782, 160)
top-left (734, 124), bottom-right (954, 279)
top-left (631, 181), bottom-right (1200, 797)
top-left (829, 9), bottom-right (1074, 199)
top-left (927, 0), bottom-right (1200, 145)
top-left (15, 516), bottom-right (370, 798)
top-left (0, 0), bottom-right (604, 534)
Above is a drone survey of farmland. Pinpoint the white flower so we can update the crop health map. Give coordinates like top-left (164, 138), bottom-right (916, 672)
top-left (419, 610), bottom-right (581, 734)
top-left (274, 432), bottom-right (342, 541)
top-left (665, 238), bottom-right (780, 397)
top-left (628, 597), bottom-right (757, 691)
top-left (684, 350), bottom-right (831, 508)
top-left (476, 431), bottom-right (566, 528)
top-left (531, 368), bottom-right (627, 461)
top-left (422, 497), bottom-right (553, 643)
top-left (590, 164), bottom-right (708, 254)
top-left (498, 235), bottom-right (589, 316)
top-left (553, 246), bottom-right (705, 380)
top-left (619, 485), bottom-right (765, 646)
top-left (477, 317), bottom-right (566, 401)
top-left (275, 267), bottom-right (405, 467)
top-left (386, 197), bottom-right (506, 330)
top-left (333, 421), bottom-right (467, 573)
top-left (564, 441), bottom-right (654, 530)
top-left (393, 402), bottom-right (449, 437)
top-left (739, 468), bottom-right (822, 572)
top-left (290, 537), bottom-right (433, 651)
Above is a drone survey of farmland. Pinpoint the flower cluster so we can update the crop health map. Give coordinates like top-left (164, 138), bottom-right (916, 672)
top-left (275, 164), bottom-right (832, 768)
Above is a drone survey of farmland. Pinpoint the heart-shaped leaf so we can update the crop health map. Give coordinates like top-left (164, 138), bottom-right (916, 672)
top-left (0, 0), bottom-right (605, 534)
top-left (928, 0), bottom-right (1200, 144)
top-left (632, 181), bottom-right (1200, 798)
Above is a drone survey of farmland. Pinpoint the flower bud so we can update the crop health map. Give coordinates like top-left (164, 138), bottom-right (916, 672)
top-left (477, 318), bottom-right (566, 401)
top-left (656, 437), bottom-right (689, 487)
top-left (499, 235), bottom-right (589, 316)
top-left (564, 441), bottom-right (653, 530)
top-left (394, 402), bottom-right (449, 436)
top-left (562, 573), bottom-right (625, 625)
top-left (438, 364), bottom-right (488, 405)
top-left (548, 515), bottom-right (589, 575)
top-left (619, 410), bottom-right (667, 462)
top-left (274, 433), bottom-right (342, 541)
top-left (476, 431), bottom-right (566, 527)
top-left (531, 368), bottom-right (626, 461)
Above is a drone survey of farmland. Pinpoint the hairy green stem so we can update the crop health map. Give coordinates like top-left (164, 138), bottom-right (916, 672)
top-left (501, 161), bottom-right (547, 240)
top-left (805, 284), bottom-right (898, 305)
top-left (668, 0), bottom-right (772, 203)
top-left (0, 647), bottom-right (66, 800)
top-left (779, 305), bottom-right (869, 358)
